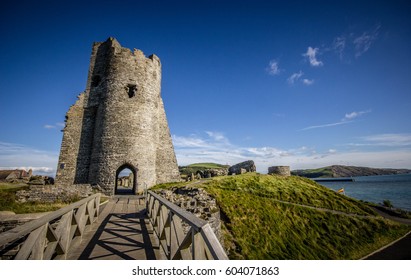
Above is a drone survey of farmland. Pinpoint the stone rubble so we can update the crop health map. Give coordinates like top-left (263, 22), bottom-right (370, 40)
top-left (154, 186), bottom-right (222, 243)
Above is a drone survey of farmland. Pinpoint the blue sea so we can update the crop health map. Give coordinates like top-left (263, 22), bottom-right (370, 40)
top-left (317, 173), bottom-right (411, 211)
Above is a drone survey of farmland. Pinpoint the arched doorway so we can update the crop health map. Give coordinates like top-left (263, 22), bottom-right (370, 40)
top-left (115, 163), bottom-right (137, 195)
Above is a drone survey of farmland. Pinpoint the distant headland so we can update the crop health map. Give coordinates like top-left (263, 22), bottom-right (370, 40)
top-left (291, 165), bottom-right (411, 178)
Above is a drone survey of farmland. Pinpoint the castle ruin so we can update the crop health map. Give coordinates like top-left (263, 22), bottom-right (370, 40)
top-left (55, 38), bottom-right (180, 195)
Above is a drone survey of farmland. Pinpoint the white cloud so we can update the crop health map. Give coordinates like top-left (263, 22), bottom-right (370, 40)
top-left (287, 71), bottom-right (304, 84)
top-left (303, 47), bottom-right (323, 67)
top-left (0, 141), bottom-right (58, 176)
top-left (302, 78), bottom-right (314, 85)
top-left (173, 132), bottom-right (411, 171)
top-left (357, 133), bottom-right (411, 147)
top-left (172, 135), bottom-right (208, 148)
top-left (328, 149), bottom-right (337, 154)
top-left (44, 122), bottom-right (65, 130)
top-left (0, 166), bottom-right (55, 173)
top-left (343, 110), bottom-right (371, 121)
top-left (205, 131), bottom-right (229, 143)
top-left (267, 60), bottom-right (281, 75)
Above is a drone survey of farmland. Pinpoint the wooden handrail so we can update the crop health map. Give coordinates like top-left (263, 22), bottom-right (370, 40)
top-left (146, 190), bottom-right (228, 260)
top-left (0, 193), bottom-right (101, 260)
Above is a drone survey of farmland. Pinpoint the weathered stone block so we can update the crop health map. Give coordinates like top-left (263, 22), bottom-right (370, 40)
top-left (228, 160), bottom-right (256, 175)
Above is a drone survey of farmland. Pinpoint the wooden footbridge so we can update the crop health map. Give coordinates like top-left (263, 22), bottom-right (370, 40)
top-left (0, 191), bottom-right (228, 260)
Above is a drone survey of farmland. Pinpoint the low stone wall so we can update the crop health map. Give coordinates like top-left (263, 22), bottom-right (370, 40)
top-left (154, 187), bottom-right (222, 243)
top-left (268, 166), bottom-right (291, 176)
top-left (16, 184), bottom-right (93, 203)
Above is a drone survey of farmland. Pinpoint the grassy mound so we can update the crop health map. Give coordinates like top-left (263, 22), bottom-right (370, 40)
top-left (154, 173), bottom-right (410, 259)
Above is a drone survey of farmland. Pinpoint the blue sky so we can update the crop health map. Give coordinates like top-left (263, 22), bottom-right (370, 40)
top-left (1, 0), bottom-right (411, 176)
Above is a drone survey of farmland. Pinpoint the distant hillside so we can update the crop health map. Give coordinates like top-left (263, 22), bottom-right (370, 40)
top-left (178, 163), bottom-right (229, 177)
top-left (185, 163), bottom-right (229, 169)
top-left (292, 165), bottom-right (411, 178)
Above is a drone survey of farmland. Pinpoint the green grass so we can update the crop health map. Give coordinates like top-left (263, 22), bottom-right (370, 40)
top-left (153, 173), bottom-right (410, 259)
top-left (0, 183), bottom-right (70, 214)
top-left (0, 182), bottom-right (29, 190)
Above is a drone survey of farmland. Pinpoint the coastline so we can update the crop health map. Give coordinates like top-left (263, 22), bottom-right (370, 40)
top-left (317, 173), bottom-right (411, 212)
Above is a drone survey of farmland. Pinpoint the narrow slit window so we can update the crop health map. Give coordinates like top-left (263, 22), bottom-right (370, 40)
top-left (127, 84), bottom-right (137, 98)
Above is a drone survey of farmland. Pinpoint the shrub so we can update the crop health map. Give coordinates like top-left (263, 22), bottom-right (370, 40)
top-left (383, 200), bottom-right (393, 208)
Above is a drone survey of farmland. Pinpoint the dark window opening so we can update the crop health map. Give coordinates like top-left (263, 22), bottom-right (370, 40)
top-left (127, 84), bottom-right (137, 98)
top-left (60, 163), bottom-right (65, 169)
top-left (91, 75), bottom-right (101, 87)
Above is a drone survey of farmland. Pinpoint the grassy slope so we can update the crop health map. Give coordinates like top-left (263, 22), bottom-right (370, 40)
top-left (154, 173), bottom-right (410, 259)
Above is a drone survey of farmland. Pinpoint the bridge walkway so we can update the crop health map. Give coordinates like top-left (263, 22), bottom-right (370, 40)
top-left (67, 196), bottom-right (165, 260)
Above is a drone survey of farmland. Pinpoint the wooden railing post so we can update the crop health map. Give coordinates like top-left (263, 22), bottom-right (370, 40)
top-left (146, 191), bottom-right (228, 260)
top-left (0, 193), bottom-right (101, 260)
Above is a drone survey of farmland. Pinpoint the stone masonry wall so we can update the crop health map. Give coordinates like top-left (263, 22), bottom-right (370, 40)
top-left (15, 184), bottom-right (93, 203)
top-left (55, 38), bottom-right (180, 195)
top-left (268, 166), bottom-right (291, 176)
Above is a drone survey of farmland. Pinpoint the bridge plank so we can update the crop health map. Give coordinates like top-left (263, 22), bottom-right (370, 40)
top-left (67, 196), bottom-right (165, 260)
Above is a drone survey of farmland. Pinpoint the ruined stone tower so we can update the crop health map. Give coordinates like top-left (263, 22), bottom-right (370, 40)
top-left (55, 38), bottom-right (180, 195)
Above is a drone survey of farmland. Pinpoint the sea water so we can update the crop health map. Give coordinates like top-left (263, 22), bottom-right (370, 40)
top-left (318, 173), bottom-right (411, 211)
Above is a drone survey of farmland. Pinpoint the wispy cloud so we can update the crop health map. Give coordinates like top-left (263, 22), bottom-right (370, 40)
top-left (287, 71), bottom-right (314, 86)
top-left (303, 47), bottom-right (323, 67)
top-left (173, 131), bottom-right (411, 171)
top-left (343, 110), bottom-right (371, 121)
top-left (287, 71), bottom-right (304, 84)
top-left (44, 122), bottom-right (65, 130)
top-left (0, 141), bottom-right (58, 176)
top-left (302, 110), bottom-right (371, 131)
top-left (355, 133), bottom-right (411, 147)
top-left (205, 131), bottom-right (230, 144)
top-left (332, 36), bottom-right (346, 59)
top-left (353, 25), bottom-right (380, 58)
top-left (302, 121), bottom-right (351, 131)
top-left (267, 59), bottom-right (281, 75)
top-left (332, 25), bottom-right (381, 60)
top-left (172, 135), bottom-right (209, 148)
top-left (302, 78), bottom-right (314, 86)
